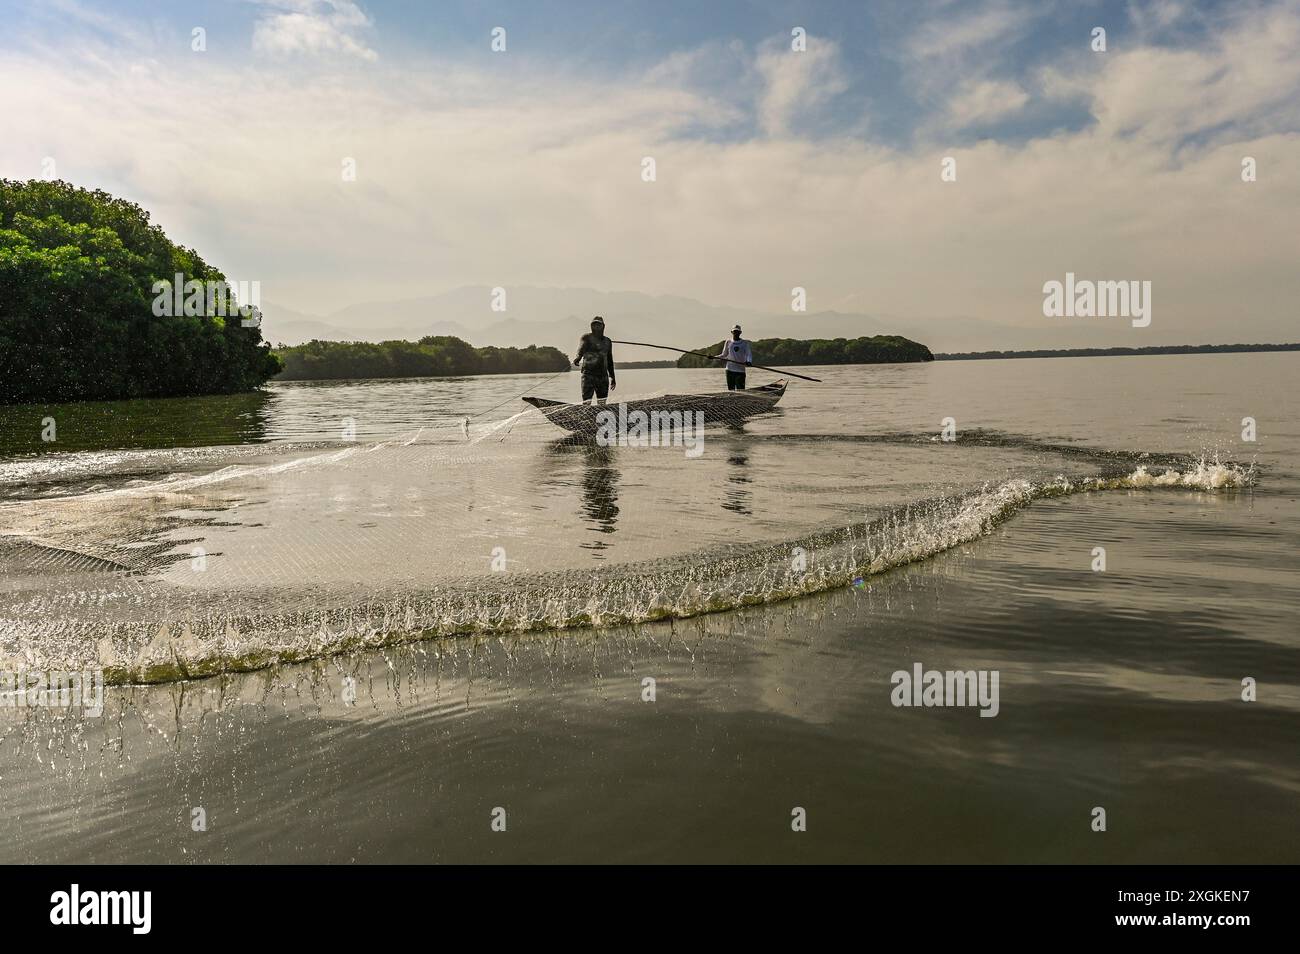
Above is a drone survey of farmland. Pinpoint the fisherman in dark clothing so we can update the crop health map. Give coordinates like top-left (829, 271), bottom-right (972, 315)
top-left (574, 316), bottom-right (616, 404)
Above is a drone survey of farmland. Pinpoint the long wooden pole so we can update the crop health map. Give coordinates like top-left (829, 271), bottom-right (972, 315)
top-left (611, 340), bottom-right (822, 383)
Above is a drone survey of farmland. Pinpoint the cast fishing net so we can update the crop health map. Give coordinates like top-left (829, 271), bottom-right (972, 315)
top-left (0, 367), bottom-right (1254, 684)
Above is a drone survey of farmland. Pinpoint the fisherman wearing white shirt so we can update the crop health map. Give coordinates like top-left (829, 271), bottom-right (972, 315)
top-left (715, 324), bottom-right (753, 391)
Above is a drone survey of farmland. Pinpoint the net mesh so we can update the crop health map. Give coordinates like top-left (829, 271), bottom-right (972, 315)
top-left (0, 371), bottom-right (1254, 684)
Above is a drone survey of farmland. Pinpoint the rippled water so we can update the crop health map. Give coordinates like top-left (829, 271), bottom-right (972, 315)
top-left (1, 354), bottom-right (1296, 862)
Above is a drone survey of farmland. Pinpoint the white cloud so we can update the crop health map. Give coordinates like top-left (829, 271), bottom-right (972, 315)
top-left (906, 2), bottom-right (1027, 61)
top-left (2, 7), bottom-right (1298, 346)
top-left (39, 0), bottom-right (153, 47)
top-left (1128, 0), bottom-right (1190, 35)
top-left (251, 0), bottom-right (378, 62)
top-left (755, 36), bottom-right (849, 137)
top-left (1043, 2), bottom-right (1300, 146)
top-left (945, 79), bottom-right (1030, 127)
top-left (899, 1), bottom-right (1041, 136)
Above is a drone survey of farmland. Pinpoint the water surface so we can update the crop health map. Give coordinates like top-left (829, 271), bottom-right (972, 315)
top-left (1, 354), bottom-right (1295, 862)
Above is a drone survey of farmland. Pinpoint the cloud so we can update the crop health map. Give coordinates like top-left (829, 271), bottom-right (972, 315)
top-left (945, 79), bottom-right (1030, 127)
top-left (37, 0), bottom-right (153, 47)
top-left (754, 36), bottom-right (849, 137)
top-left (2, 4), bottom-right (1298, 347)
top-left (896, 1), bottom-right (1043, 137)
top-left (1042, 1), bottom-right (1300, 147)
top-left (1128, 0), bottom-right (1191, 35)
top-left (251, 0), bottom-right (378, 61)
top-left (906, 2), bottom-right (1027, 61)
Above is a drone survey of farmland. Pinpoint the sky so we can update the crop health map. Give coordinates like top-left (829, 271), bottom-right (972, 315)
top-left (1, 0), bottom-right (1297, 346)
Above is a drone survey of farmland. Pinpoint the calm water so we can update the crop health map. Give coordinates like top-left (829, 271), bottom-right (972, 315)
top-left (1, 354), bottom-right (1296, 862)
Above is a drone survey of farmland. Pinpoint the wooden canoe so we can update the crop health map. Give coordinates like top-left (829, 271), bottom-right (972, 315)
top-left (522, 380), bottom-right (787, 433)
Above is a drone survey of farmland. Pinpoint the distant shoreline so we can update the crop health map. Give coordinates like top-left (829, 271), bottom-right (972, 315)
top-left (934, 343), bottom-right (1300, 360)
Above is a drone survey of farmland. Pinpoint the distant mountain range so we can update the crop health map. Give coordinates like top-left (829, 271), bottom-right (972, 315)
top-left (259, 285), bottom-right (1213, 357)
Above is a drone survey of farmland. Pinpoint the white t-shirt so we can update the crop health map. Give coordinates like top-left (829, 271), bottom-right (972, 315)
top-left (718, 339), bottom-right (752, 372)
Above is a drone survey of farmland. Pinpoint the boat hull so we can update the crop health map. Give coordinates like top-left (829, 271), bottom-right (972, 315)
top-left (522, 380), bottom-right (787, 433)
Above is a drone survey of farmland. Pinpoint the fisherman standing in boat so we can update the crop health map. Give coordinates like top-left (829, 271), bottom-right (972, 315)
top-left (574, 316), bottom-right (616, 404)
top-left (715, 324), bottom-right (753, 390)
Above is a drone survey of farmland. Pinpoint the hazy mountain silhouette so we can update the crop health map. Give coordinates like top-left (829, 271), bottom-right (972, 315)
top-left (261, 285), bottom-right (1185, 356)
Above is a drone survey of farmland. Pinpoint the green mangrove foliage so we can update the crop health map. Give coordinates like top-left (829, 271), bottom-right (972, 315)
top-left (677, 335), bottom-right (934, 368)
top-left (0, 179), bottom-right (281, 405)
top-left (273, 336), bottom-right (570, 380)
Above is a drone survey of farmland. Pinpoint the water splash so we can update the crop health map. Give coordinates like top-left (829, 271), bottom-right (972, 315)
top-left (0, 449), bottom-right (1254, 685)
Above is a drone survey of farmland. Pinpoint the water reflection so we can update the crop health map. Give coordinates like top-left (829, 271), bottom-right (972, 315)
top-left (539, 441), bottom-right (622, 552)
top-left (578, 444), bottom-right (620, 545)
top-left (722, 432), bottom-right (753, 516)
top-left (0, 389), bottom-right (275, 456)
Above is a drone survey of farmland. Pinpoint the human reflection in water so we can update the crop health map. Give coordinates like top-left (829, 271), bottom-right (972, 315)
top-left (578, 443), bottom-right (620, 548)
top-left (541, 440), bottom-right (621, 553)
top-left (721, 431), bottom-right (753, 516)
